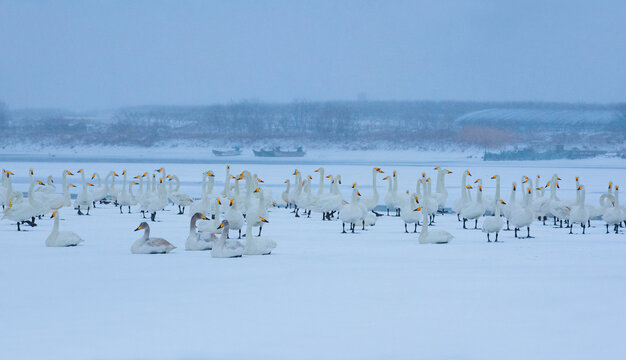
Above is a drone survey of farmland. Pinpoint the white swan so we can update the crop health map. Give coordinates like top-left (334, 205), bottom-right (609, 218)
top-left (432, 167), bottom-right (452, 213)
top-left (602, 185), bottom-right (622, 234)
top-left (168, 174), bottom-right (193, 214)
top-left (3, 180), bottom-right (40, 231)
top-left (212, 220), bottom-right (244, 258)
top-left (243, 216), bottom-right (277, 255)
top-left (46, 210), bottom-right (84, 247)
top-left (400, 193), bottom-right (421, 233)
top-left (281, 179), bottom-right (291, 208)
top-left (116, 170), bottom-right (135, 213)
top-left (416, 206), bottom-right (453, 244)
top-left (482, 175), bottom-right (504, 242)
top-left (146, 178), bottom-right (168, 222)
top-left (452, 170), bottom-right (472, 221)
top-left (248, 187), bottom-right (270, 235)
top-left (569, 185), bottom-right (590, 234)
top-left (224, 198), bottom-right (245, 239)
top-left (361, 167), bottom-right (384, 213)
top-left (460, 181), bottom-right (485, 229)
top-left (185, 212), bottom-right (214, 251)
top-left (339, 185), bottom-right (365, 233)
top-left (132, 222), bottom-right (176, 254)
top-left (510, 186), bottom-right (534, 238)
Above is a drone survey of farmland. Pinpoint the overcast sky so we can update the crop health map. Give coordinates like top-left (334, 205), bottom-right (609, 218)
top-left (1, 0), bottom-right (625, 110)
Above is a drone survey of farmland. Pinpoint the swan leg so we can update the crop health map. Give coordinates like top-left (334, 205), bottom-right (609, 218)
top-left (295, 208), bottom-right (300, 218)
top-left (514, 228), bottom-right (518, 238)
top-left (128, 206), bottom-right (131, 214)
top-left (542, 216), bottom-right (546, 225)
top-left (307, 210), bottom-right (311, 218)
top-left (342, 223), bottom-right (346, 233)
top-left (615, 224), bottom-right (619, 234)
top-left (559, 219), bottom-right (563, 228)
top-left (569, 224), bottom-right (573, 234)
top-left (238, 229), bottom-right (242, 239)
top-left (457, 213), bottom-right (460, 221)
top-left (387, 209), bottom-right (390, 216)
top-left (258, 226), bottom-right (262, 236)
top-left (474, 219), bottom-right (478, 229)
top-left (151, 212), bottom-right (156, 222)
top-left (463, 219), bottom-right (467, 229)
top-left (404, 223), bottom-right (408, 233)
top-left (606, 224), bottom-right (609, 234)
top-left (582, 224), bottom-right (586, 234)
top-left (487, 233), bottom-right (491, 242)
top-left (77, 206), bottom-right (83, 215)
top-left (495, 232), bottom-right (499, 242)
top-left (527, 226), bottom-right (532, 238)
top-left (553, 216), bottom-right (557, 225)
top-left (16, 222), bottom-right (20, 231)
top-left (362, 220), bottom-right (365, 230)
top-left (120, 206), bottom-right (123, 214)
top-left (588, 219), bottom-right (591, 227)
top-left (86, 207), bottom-right (90, 215)
top-left (351, 223), bottom-right (355, 233)
top-left (141, 211), bottom-right (146, 219)
top-left (414, 224), bottom-right (418, 233)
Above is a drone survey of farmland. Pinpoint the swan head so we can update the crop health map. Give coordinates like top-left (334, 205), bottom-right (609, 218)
top-left (352, 183), bottom-right (357, 188)
top-left (491, 175), bottom-right (497, 179)
top-left (132, 182), bottom-right (139, 185)
top-left (87, 183), bottom-right (95, 187)
top-left (500, 200), bottom-right (507, 204)
top-left (356, 191), bottom-right (361, 196)
top-left (609, 182), bottom-right (613, 189)
top-left (284, 179), bottom-right (289, 183)
top-left (474, 179), bottom-right (480, 183)
top-left (37, 180), bottom-right (44, 185)
top-left (229, 199), bottom-right (234, 206)
top-left (478, 186), bottom-right (482, 191)
top-left (217, 220), bottom-right (229, 230)
top-left (513, 183), bottom-right (517, 190)
top-left (556, 182), bottom-right (560, 188)
top-left (155, 168), bottom-right (164, 173)
top-left (113, 172), bottom-right (119, 177)
top-left (413, 206), bottom-right (422, 211)
top-left (616, 186), bottom-right (619, 191)
top-left (434, 166), bottom-right (439, 170)
top-left (260, 217), bottom-right (269, 223)
top-left (575, 176), bottom-right (579, 181)
top-left (50, 211), bottom-right (57, 219)
top-left (257, 178), bottom-right (264, 183)
top-left (207, 171), bottom-right (214, 177)
top-left (254, 187), bottom-right (261, 193)
top-left (466, 170), bottom-right (472, 176)
top-left (134, 222), bottom-right (149, 231)
top-left (326, 175), bottom-right (332, 179)
top-left (577, 185), bottom-right (583, 191)
top-left (447, 170), bottom-right (452, 174)
top-left (314, 168), bottom-right (320, 173)
top-left (293, 169), bottom-right (299, 175)
top-left (217, 198), bottom-right (222, 205)
top-left (122, 170), bottom-right (127, 175)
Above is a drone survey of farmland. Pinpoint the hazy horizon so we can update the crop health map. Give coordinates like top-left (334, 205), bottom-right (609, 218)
top-left (2, 1), bottom-right (625, 111)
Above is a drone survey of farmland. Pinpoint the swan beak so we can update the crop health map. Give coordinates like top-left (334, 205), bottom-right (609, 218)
top-left (326, 175), bottom-right (332, 178)
top-left (338, 180), bottom-right (342, 184)
top-left (217, 199), bottom-right (222, 205)
top-left (114, 172), bottom-right (118, 176)
top-left (383, 176), bottom-right (389, 180)
top-left (30, 169), bottom-right (34, 175)
top-left (261, 217), bottom-right (269, 223)
top-left (284, 180), bottom-right (289, 183)
top-left (478, 186), bottom-right (482, 191)
top-left (217, 222), bottom-right (225, 230)
top-left (467, 171), bottom-right (472, 176)
top-left (447, 170), bottom-right (452, 174)
top-left (414, 207), bottom-right (422, 211)
top-left (38, 180), bottom-right (44, 185)
top-left (133, 182), bottom-right (138, 185)
top-left (513, 185), bottom-right (516, 190)
top-left (357, 191), bottom-right (361, 196)
top-left (229, 199), bottom-right (234, 206)
top-left (87, 183), bottom-right (94, 187)
top-left (491, 175), bottom-right (497, 179)
top-left (578, 186), bottom-right (582, 190)
top-left (51, 212), bottom-right (56, 218)
top-left (500, 200), bottom-right (506, 204)
top-left (414, 196), bottom-right (418, 202)
top-left (254, 188), bottom-right (260, 193)
top-left (8, 202), bottom-right (11, 207)
top-left (314, 168), bottom-right (320, 172)
top-left (71, 184), bottom-right (76, 188)
top-left (557, 177), bottom-right (562, 180)
top-left (201, 215), bottom-right (207, 220)
top-left (302, 181), bottom-right (305, 186)
top-left (207, 171), bottom-right (214, 177)
top-left (434, 166), bottom-right (439, 170)
top-left (134, 225), bottom-right (142, 231)
top-left (474, 179), bottom-right (479, 183)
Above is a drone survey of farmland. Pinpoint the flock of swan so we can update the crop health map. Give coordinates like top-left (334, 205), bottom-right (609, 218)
top-left (1, 165), bottom-right (624, 255)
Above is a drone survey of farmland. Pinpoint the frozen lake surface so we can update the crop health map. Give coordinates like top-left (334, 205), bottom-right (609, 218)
top-left (1, 155), bottom-right (626, 359)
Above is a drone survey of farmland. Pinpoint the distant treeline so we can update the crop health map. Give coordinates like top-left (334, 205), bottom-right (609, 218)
top-left (2, 100), bottom-right (625, 150)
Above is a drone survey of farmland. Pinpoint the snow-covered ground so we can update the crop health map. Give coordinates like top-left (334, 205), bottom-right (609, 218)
top-left (1, 155), bottom-right (626, 359)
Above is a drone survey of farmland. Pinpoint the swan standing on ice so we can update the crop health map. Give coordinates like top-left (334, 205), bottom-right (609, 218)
top-left (416, 206), bottom-right (453, 244)
top-left (602, 185), bottom-right (622, 234)
top-left (225, 199), bottom-right (245, 239)
top-left (168, 174), bottom-right (193, 214)
top-left (510, 187), bottom-right (534, 238)
top-left (569, 185), bottom-right (590, 234)
top-left (244, 217), bottom-right (277, 255)
top-left (452, 170), bottom-right (472, 221)
top-left (212, 220), bottom-right (244, 258)
top-left (3, 180), bottom-right (40, 231)
top-left (460, 181), bottom-right (485, 229)
top-left (132, 222), bottom-right (176, 254)
top-left (281, 179), bottom-right (290, 208)
top-left (433, 167), bottom-right (452, 214)
top-left (401, 193), bottom-right (421, 233)
top-left (185, 212), bottom-right (214, 250)
top-left (339, 184), bottom-right (364, 233)
top-left (482, 175), bottom-right (504, 242)
top-left (75, 169), bottom-right (94, 215)
top-left (46, 210), bottom-right (84, 247)
top-left (116, 171), bottom-right (135, 213)
top-left (361, 167), bottom-right (384, 215)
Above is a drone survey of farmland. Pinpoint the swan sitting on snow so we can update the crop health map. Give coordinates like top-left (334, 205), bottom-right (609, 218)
top-left (244, 216), bottom-right (277, 255)
top-left (186, 212), bottom-right (214, 251)
top-left (132, 222), bottom-right (176, 254)
top-left (416, 206), bottom-right (453, 244)
top-left (212, 220), bottom-right (244, 258)
top-left (46, 210), bottom-right (84, 247)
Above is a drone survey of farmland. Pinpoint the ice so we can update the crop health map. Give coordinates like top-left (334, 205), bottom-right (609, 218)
top-left (1, 156), bottom-right (626, 359)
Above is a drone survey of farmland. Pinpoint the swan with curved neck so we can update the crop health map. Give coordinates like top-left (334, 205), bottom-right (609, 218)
top-left (47, 210), bottom-right (84, 247)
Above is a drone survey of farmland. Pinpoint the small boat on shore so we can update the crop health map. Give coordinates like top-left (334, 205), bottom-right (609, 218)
top-left (213, 147), bottom-right (242, 157)
top-left (253, 146), bottom-right (306, 157)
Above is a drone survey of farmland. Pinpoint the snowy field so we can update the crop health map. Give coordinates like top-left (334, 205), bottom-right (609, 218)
top-left (2, 155), bottom-right (626, 359)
